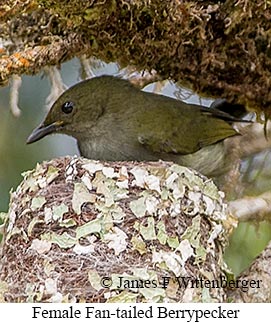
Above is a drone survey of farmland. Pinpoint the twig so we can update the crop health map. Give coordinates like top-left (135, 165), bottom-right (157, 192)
top-left (9, 74), bottom-right (22, 117)
top-left (0, 35), bottom-right (89, 85)
top-left (227, 240), bottom-right (271, 302)
top-left (228, 192), bottom-right (271, 222)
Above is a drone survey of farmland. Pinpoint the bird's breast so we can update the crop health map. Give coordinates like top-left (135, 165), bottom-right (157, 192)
top-left (77, 135), bottom-right (158, 162)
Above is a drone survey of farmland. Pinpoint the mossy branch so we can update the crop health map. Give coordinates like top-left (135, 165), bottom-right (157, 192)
top-left (0, 0), bottom-right (271, 113)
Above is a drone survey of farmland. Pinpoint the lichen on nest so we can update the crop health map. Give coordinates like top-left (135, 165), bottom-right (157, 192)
top-left (0, 157), bottom-right (234, 302)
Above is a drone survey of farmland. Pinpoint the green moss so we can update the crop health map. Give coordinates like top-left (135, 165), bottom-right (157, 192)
top-left (3, 0), bottom-right (271, 113)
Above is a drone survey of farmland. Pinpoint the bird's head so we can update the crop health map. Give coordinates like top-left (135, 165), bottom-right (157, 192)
top-left (27, 76), bottom-right (126, 144)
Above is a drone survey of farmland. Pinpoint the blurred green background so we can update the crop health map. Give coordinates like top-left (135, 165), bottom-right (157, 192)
top-left (0, 59), bottom-right (270, 276)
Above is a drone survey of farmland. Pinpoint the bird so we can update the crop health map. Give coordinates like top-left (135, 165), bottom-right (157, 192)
top-left (27, 75), bottom-right (249, 177)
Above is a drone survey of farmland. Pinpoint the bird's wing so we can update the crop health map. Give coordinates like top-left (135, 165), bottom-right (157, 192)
top-left (136, 104), bottom-right (238, 155)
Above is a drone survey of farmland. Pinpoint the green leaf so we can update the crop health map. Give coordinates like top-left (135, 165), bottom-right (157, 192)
top-left (30, 196), bottom-right (46, 211)
top-left (72, 182), bottom-right (96, 215)
top-left (140, 287), bottom-right (165, 302)
top-left (59, 218), bottom-right (77, 228)
top-left (130, 197), bottom-right (146, 218)
top-left (181, 215), bottom-right (207, 263)
top-left (52, 204), bottom-right (69, 221)
top-left (76, 218), bottom-right (102, 239)
top-left (46, 165), bottom-right (59, 184)
top-left (42, 232), bottom-right (76, 249)
top-left (131, 236), bottom-right (147, 255)
top-left (107, 291), bottom-right (138, 303)
top-left (167, 236), bottom-right (179, 249)
top-left (169, 164), bottom-right (220, 200)
top-left (157, 221), bottom-right (167, 245)
top-left (88, 270), bottom-right (102, 291)
top-left (139, 217), bottom-right (156, 240)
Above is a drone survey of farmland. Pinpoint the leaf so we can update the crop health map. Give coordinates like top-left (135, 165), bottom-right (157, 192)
top-left (22, 175), bottom-right (38, 192)
top-left (131, 267), bottom-right (150, 279)
top-left (29, 239), bottom-right (52, 254)
top-left (176, 239), bottom-right (194, 264)
top-left (43, 259), bottom-right (55, 277)
top-left (25, 283), bottom-right (36, 302)
top-left (145, 194), bottom-right (159, 214)
top-left (144, 174), bottom-right (161, 193)
top-left (82, 161), bottom-right (103, 174)
top-left (42, 232), bottom-right (76, 249)
top-left (167, 236), bottom-right (179, 249)
top-left (44, 207), bottom-right (53, 224)
top-left (102, 166), bottom-right (116, 178)
top-left (88, 270), bottom-right (102, 291)
top-left (156, 221), bottom-right (167, 245)
top-left (202, 288), bottom-right (213, 302)
top-left (165, 172), bottom-right (185, 199)
top-left (0, 212), bottom-right (7, 222)
top-left (129, 197), bottom-right (146, 218)
top-left (30, 196), bottom-right (46, 211)
top-left (139, 217), bottom-right (156, 240)
top-left (45, 278), bottom-right (57, 295)
top-left (152, 250), bottom-right (185, 276)
top-left (110, 205), bottom-right (126, 222)
top-left (76, 218), bottom-right (102, 239)
top-left (59, 218), bottom-right (77, 228)
top-left (131, 236), bottom-right (147, 255)
top-left (130, 166), bottom-right (149, 188)
top-left (139, 287), bottom-right (165, 302)
top-left (116, 179), bottom-right (129, 189)
top-left (72, 182), bottom-right (96, 215)
top-left (181, 215), bottom-right (207, 263)
top-left (46, 165), bottom-right (59, 184)
top-left (0, 212), bottom-right (7, 235)
top-left (52, 204), bottom-right (69, 221)
top-left (104, 227), bottom-right (128, 255)
top-left (81, 174), bottom-right (93, 191)
top-left (107, 291), bottom-right (138, 303)
top-left (207, 224), bottom-right (223, 244)
top-left (202, 195), bottom-right (216, 215)
top-left (169, 164), bottom-right (220, 200)
top-left (181, 214), bottom-right (201, 247)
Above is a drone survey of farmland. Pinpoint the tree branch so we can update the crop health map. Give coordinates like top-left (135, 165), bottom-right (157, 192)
top-left (229, 192), bottom-right (271, 222)
top-left (0, 0), bottom-right (271, 113)
top-left (227, 240), bottom-right (271, 302)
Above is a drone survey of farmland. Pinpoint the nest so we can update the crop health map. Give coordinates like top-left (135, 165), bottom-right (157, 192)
top-left (0, 157), bottom-right (234, 302)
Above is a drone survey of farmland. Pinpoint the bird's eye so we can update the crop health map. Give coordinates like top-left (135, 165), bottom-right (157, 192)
top-left (61, 101), bottom-right (74, 114)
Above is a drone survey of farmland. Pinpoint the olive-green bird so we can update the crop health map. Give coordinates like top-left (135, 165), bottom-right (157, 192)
top-left (27, 75), bottom-right (247, 177)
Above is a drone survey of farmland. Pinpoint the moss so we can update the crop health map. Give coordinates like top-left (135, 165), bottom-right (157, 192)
top-left (1, 0), bottom-right (271, 114)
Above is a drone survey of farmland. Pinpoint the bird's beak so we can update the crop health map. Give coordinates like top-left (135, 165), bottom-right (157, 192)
top-left (26, 120), bottom-right (64, 144)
